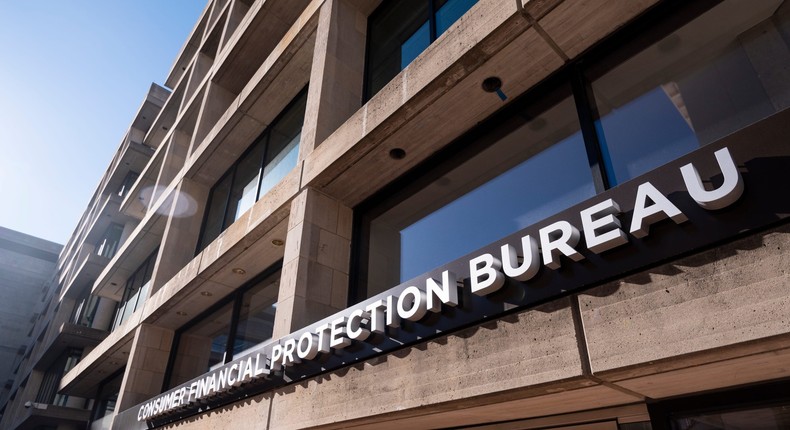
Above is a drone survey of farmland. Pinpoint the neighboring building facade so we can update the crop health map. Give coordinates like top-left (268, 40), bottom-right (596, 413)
top-left (3, 0), bottom-right (790, 429)
top-left (0, 227), bottom-right (61, 416)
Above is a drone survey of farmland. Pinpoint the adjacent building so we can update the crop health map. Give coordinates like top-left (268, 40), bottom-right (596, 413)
top-left (2, 0), bottom-right (790, 429)
top-left (0, 227), bottom-right (61, 419)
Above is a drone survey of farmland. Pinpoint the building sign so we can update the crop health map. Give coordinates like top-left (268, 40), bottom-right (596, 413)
top-left (116, 110), bottom-right (790, 429)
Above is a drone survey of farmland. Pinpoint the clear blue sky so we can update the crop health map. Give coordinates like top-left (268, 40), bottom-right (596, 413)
top-left (0, 1), bottom-right (207, 244)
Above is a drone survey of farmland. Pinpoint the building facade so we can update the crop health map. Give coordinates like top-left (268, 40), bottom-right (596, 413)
top-left (3, 0), bottom-right (790, 429)
top-left (0, 227), bottom-right (62, 418)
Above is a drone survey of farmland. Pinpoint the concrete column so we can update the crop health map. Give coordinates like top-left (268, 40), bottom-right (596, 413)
top-left (116, 324), bottom-right (174, 411)
top-left (272, 188), bottom-right (353, 338)
top-left (299, 0), bottom-right (375, 159)
top-left (150, 178), bottom-right (209, 294)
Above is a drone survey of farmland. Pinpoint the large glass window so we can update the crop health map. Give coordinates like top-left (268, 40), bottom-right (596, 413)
top-left (361, 85), bottom-right (595, 297)
top-left (197, 90), bottom-right (308, 253)
top-left (96, 223), bottom-right (124, 259)
top-left (366, 0), bottom-right (478, 99)
top-left (111, 248), bottom-right (158, 331)
top-left (116, 171), bottom-right (139, 198)
top-left (356, 0), bottom-right (790, 301)
top-left (165, 267), bottom-right (280, 389)
top-left (589, 0), bottom-right (790, 185)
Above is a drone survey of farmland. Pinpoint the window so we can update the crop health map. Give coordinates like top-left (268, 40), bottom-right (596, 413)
top-left (196, 90), bottom-right (308, 253)
top-left (648, 379), bottom-right (790, 429)
top-left (111, 248), bottom-right (158, 331)
top-left (360, 83), bottom-right (595, 297)
top-left (365, 0), bottom-right (478, 99)
top-left (72, 292), bottom-right (100, 327)
top-left (36, 348), bottom-right (81, 406)
top-left (92, 369), bottom-right (124, 424)
top-left (117, 171), bottom-right (139, 198)
top-left (96, 223), bottom-right (124, 259)
top-left (587, 0), bottom-right (790, 185)
top-left (355, 0), bottom-right (790, 301)
top-left (164, 265), bottom-right (280, 389)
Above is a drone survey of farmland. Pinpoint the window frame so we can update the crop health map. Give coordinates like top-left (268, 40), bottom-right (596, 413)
top-left (195, 87), bottom-right (308, 254)
top-left (363, 0), bottom-right (479, 101)
top-left (111, 247), bottom-right (159, 331)
top-left (162, 260), bottom-right (283, 391)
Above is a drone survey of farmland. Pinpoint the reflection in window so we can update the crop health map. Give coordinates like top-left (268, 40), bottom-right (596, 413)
top-left (166, 268), bottom-right (280, 389)
top-left (590, 0), bottom-right (790, 184)
top-left (197, 90), bottom-right (307, 253)
top-left (96, 223), bottom-right (124, 259)
top-left (358, 0), bottom-right (790, 301)
top-left (365, 87), bottom-right (595, 296)
top-left (117, 171), bottom-right (139, 198)
top-left (366, 0), bottom-right (478, 99)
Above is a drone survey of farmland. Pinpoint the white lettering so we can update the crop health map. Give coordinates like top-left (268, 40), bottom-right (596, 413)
top-left (330, 317), bottom-right (351, 349)
top-left (501, 235), bottom-right (540, 281)
top-left (539, 220), bottom-right (584, 269)
top-left (580, 199), bottom-right (628, 253)
top-left (346, 308), bottom-right (371, 341)
top-left (469, 253), bottom-right (505, 295)
top-left (425, 270), bottom-right (459, 312)
top-left (681, 147), bottom-right (744, 210)
top-left (629, 182), bottom-right (687, 238)
top-left (397, 286), bottom-right (428, 321)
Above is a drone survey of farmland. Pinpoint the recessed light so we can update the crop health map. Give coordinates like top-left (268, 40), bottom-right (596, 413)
top-left (200, 291), bottom-right (213, 297)
top-left (389, 148), bottom-right (406, 160)
top-left (271, 239), bottom-right (284, 247)
top-left (232, 268), bottom-right (246, 275)
top-left (176, 311), bottom-right (188, 316)
top-left (481, 76), bottom-right (502, 93)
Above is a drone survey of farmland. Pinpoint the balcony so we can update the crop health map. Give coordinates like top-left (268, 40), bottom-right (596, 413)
top-left (34, 322), bottom-right (108, 372)
top-left (13, 403), bottom-right (91, 429)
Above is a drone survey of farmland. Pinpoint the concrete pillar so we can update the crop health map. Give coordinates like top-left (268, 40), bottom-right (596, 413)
top-left (272, 188), bottom-right (353, 338)
top-left (150, 178), bottom-right (209, 294)
top-left (116, 324), bottom-right (174, 411)
top-left (299, 0), bottom-right (375, 159)
top-left (168, 333), bottom-right (213, 388)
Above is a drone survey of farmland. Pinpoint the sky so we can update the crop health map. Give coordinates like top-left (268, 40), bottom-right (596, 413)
top-left (0, 1), bottom-right (207, 245)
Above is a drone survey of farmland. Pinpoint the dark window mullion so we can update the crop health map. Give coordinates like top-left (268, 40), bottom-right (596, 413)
top-left (225, 292), bottom-right (244, 363)
top-left (255, 132), bottom-right (271, 202)
top-left (428, 0), bottom-right (437, 41)
top-left (570, 64), bottom-right (611, 192)
top-left (220, 165), bottom-right (237, 231)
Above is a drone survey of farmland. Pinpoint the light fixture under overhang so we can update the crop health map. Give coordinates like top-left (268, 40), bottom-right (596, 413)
top-left (176, 311), bottom-right (188, 316)
top-left (232, 267), bottom-right (246, 275)
top-left (200, 291), bottom-right (213, 297)
top-left (389, 148), bottom-right (406, 160)
top-left (271, 239), bottom-right (284, 247)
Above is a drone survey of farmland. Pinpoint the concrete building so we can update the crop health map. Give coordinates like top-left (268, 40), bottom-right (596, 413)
top-left (2, 0), bottom-right (790, 429)
top-left (0, 227), bottom-right (61, 414)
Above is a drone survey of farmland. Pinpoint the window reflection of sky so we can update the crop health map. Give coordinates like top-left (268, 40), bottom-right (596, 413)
top-left (595, 86), bottom-right (700, 185)
top-left (399, 133), bottom-right (594, 281)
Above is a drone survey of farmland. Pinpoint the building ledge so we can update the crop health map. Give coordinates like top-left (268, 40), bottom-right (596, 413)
top-left (34, 323), bottom-right (108, 371)
top-left (12, 404), bottom-right (91, 429)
